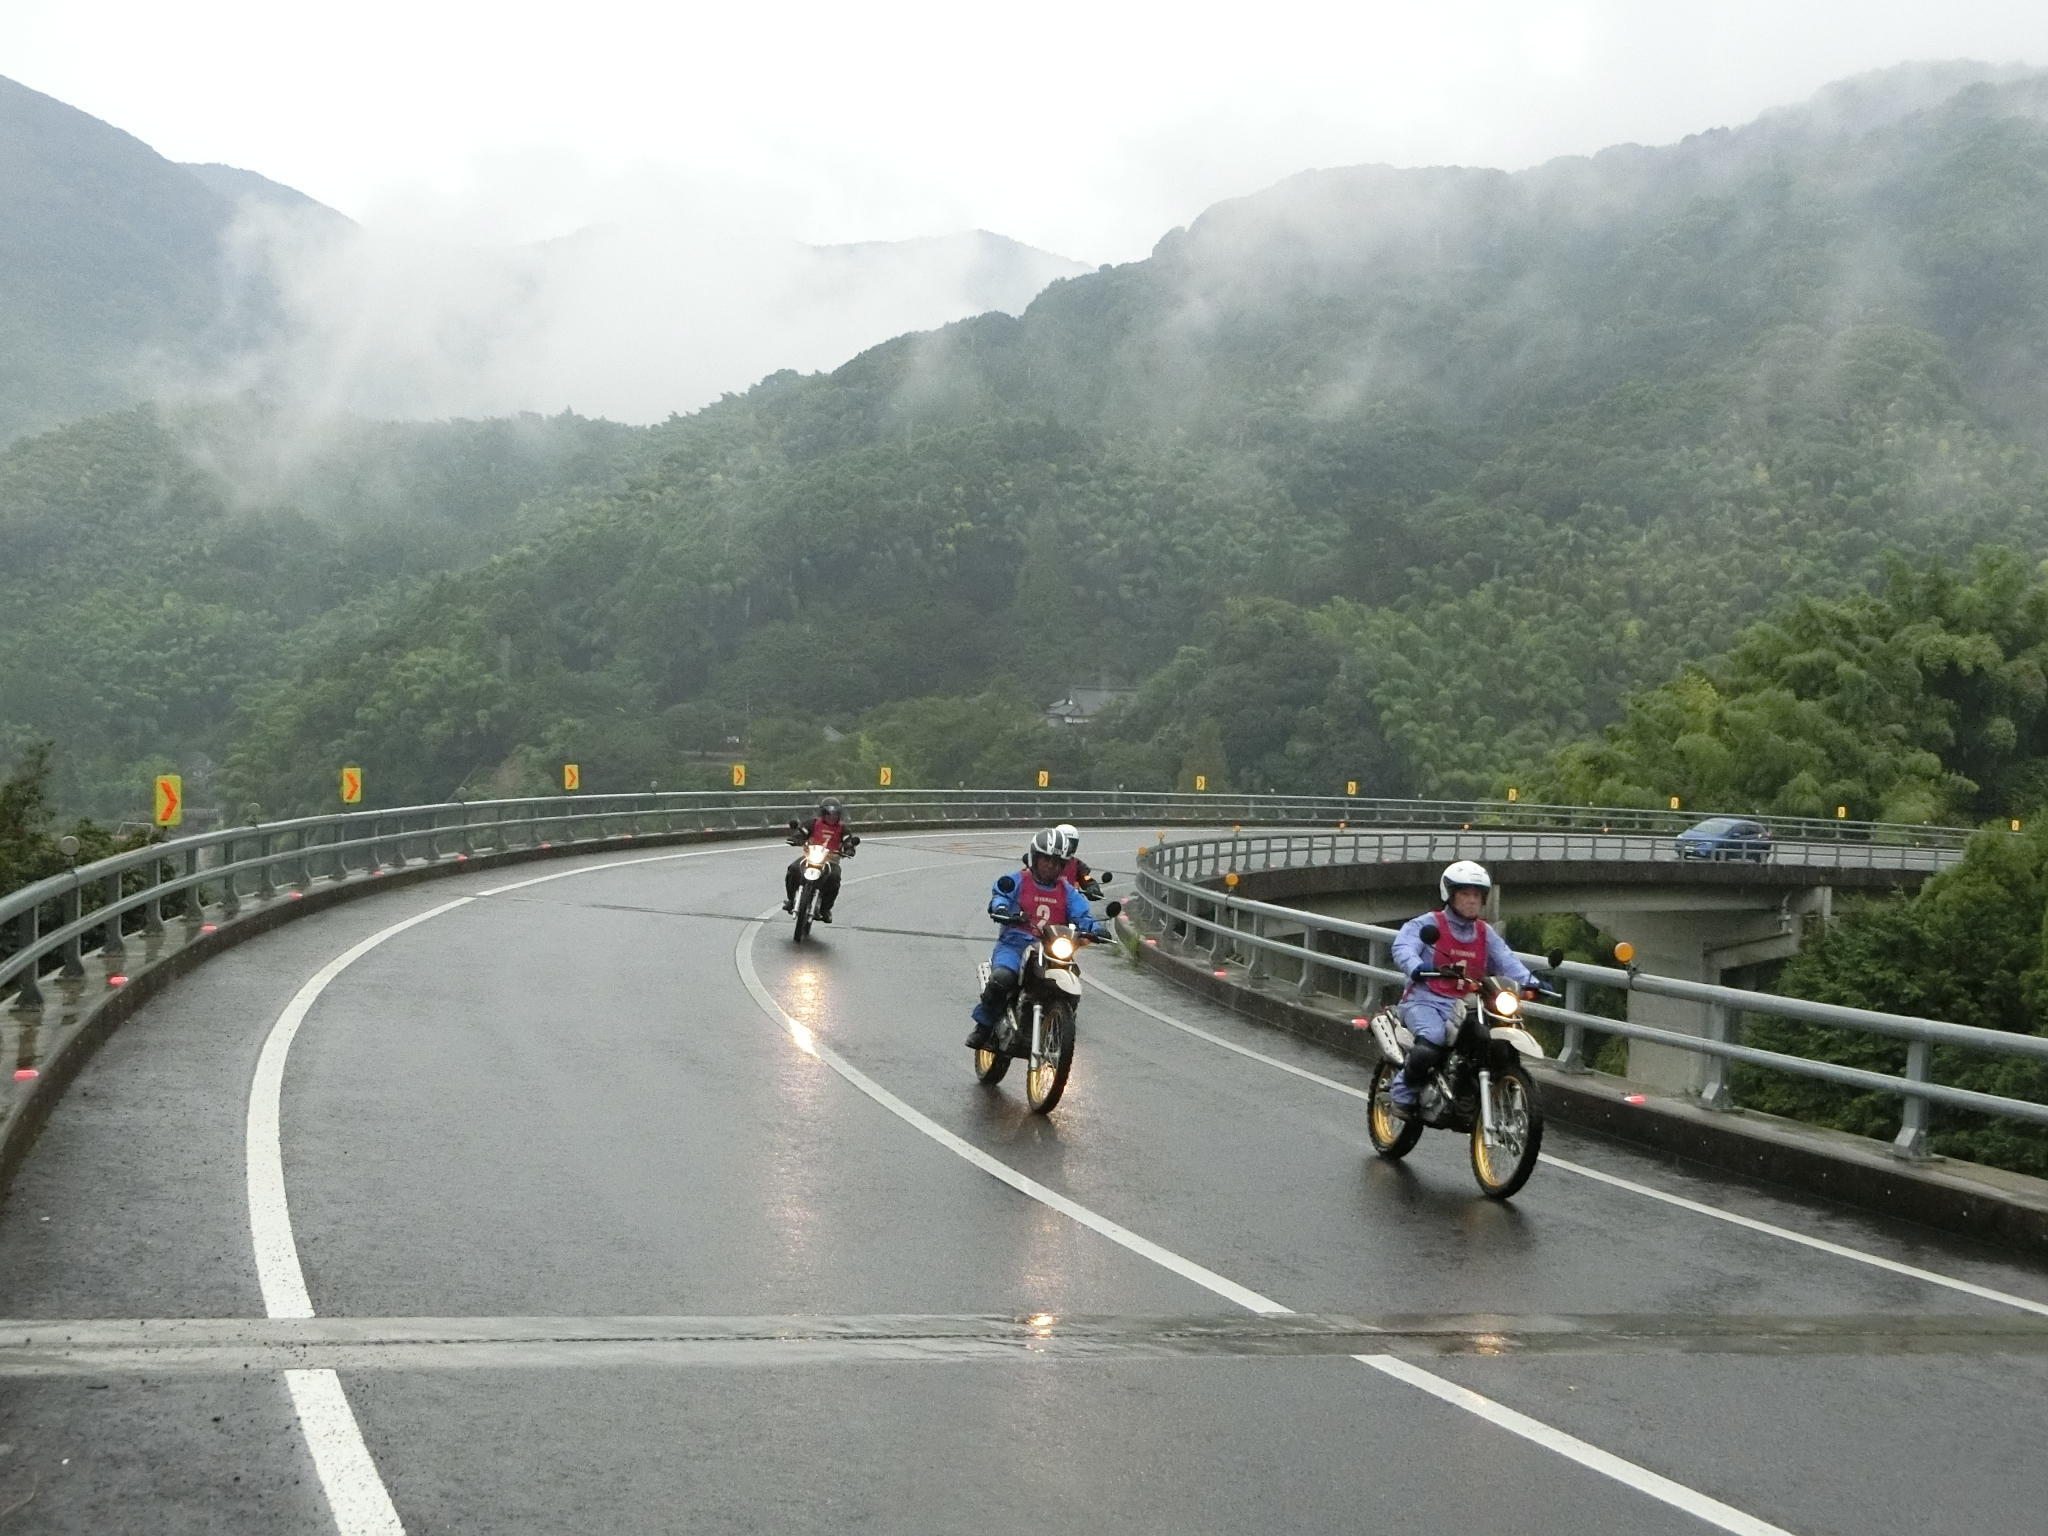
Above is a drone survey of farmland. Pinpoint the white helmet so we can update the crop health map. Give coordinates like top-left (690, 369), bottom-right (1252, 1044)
top-left (1054, 822), bottom-right (1081, 858)
top-left (1439, 860), bottom-right (1492, 905)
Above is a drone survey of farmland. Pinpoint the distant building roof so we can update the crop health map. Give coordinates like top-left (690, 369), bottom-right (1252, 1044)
top-left (1044, 686), bottom-right (1137, 725)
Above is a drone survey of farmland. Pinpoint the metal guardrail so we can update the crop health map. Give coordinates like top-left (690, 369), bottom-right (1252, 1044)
top-left (0, 786), bottom-right (1998, 1146)
top-left (0, 789), bottom-right (1979, 1007)
top-left (1140, 827), bottom-right (1964, 876)
top-left (1132, 830), bottom-right (2045, 1160)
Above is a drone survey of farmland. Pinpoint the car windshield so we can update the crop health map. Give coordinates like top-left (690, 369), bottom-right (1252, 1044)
top-left (1685, 818), bottom-right (1744, 835)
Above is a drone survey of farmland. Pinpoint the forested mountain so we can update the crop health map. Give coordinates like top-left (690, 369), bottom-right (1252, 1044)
top-left (213, 63), bottom-right (2048, 812)
top-left (0, 404), bottom-right (656, 813)
top-left (18, 63), bottom-right (2048, 826)
top-left (0, 76), bottom-right (296, 442)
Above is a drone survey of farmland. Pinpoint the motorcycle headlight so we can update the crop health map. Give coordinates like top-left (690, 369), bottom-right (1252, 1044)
top-left (805, 844), bottom-right (829, 866)
top-left (1491, 991), bottom-right (1520, 1018)
top-left (1049, 935), bottom-right (1076, 961)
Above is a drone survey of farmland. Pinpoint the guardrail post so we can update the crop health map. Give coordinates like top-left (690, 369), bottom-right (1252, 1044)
top-left (99, 871), bottom-right (126, 961)
top-left (1296, 927), bottom-right (1320, 1000)
top-left (1698, 1003), bottom-right (1736, 1110)
top-left (254, 832), bottom-right (277, 901)
top-left (59, 881), bottom-right (84, 978)
top-left (143, 853), bottom-right (165, 935)
top-left (330, 822), bottom-right (352, 882)
top-left (1892, 1040), bottom-right (1933, 1161)
top-left (1247, 912), bottom-right (1269, 983)
top-left (1556, 977), bottom-right (1590, 1074)
top-left (183, 846), bottom-right (203, 921)
top-left (11, 908), bottom-right (44, 1008)
top-left (1364, 938), bottom-right (1389, 1011)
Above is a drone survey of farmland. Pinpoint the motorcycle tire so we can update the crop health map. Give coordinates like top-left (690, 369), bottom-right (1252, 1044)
top-left (974, 1041), bottom-right (1011, 1085)
top-left (1025, 999), bottom-right (1076, 1114)
top-left (1367, 1061), bottom-right (1423, 1159)
top-left (793, 882), bottom-right (815, 943)
top-left (1470, 1060), bottom-right (1543, 1200)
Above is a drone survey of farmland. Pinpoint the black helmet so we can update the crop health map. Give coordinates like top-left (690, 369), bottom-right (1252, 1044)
top-left (1027, 828), bottom-right (1064, 876)
top-left (819, 798), bottom-right (843, 822)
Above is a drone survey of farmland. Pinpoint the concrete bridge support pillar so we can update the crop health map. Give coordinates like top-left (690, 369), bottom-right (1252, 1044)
top-left (1581, 891), bottom-right (1828, 1097)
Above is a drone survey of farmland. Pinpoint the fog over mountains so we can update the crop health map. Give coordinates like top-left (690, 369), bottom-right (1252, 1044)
top-left (0, 74), bottom-right (1089, 443)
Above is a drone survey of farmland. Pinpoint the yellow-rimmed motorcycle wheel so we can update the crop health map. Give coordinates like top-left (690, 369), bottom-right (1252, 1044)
top-left (1470, 1061), bottom-right (1543, 1199)
top-left (1367, 1062), bottom-right (1422, 1158)
top-left (974, 1045), bottom-right (1010, 1084)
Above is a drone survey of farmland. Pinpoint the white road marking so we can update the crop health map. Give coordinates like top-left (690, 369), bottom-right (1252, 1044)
top-left (233, 826), bottom-right (1089, 1533)
top-left (734, 903), bottom-right (1289, 1315)
top-left (1086, 974), bottom-right (2048, 1320)
top-left (738, 914), bottom-right (1801, 1535)
top-left (1359, 1355), bottom-right (1796, 1536)
top-left (249, 899), bottom-right (471, 1532)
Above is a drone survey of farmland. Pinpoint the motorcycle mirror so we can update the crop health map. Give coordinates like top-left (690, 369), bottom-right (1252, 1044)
top-left (995, 874), bottom-right (1018, 894)
top-left (1547, 948), bottom-right (1566, 970)
top-left (1419, 923), bottom-right (1440, 946)
top-left (1103, 900), bottom-right (1123, 919)
top-left (787, 820), bottom-right (801, 830)
top-left (1100, 872), bottom-right (1115, 883)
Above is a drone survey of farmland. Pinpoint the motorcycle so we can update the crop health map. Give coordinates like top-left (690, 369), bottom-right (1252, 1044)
top-left (785, 824), bottom-right (858, 942)
top-left (1365, 926), bottom-right (1561, 1200)
top-left (974, 878), bottom-right (1123, 1113)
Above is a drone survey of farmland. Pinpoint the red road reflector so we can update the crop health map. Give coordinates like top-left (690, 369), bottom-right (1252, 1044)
top-left (200, 923), bottom-right (218, 933)
top-left (13, 1069), bottom-right (37, 1080)
top-left (287, 891), bottom-right (304, 900)
top-left (541, 841), bottom-right (554, 848)
top-left (1143, 936), bottom-right (1159, 945)
top-left (1212, 968), bottom-right (1230, 977)
top-left (1624, 1093), bottom-right (1647, 1105)
top-left (455, 854), bottom-right (469, 861)
top-left (108, 975), bottom-right (128, 987)
top-left (1351, 1017), bottom-right (1369, 1027)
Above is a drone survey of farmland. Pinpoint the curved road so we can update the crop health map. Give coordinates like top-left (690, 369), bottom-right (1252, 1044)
top-left (0, 827), bottom-right (2044, 1533)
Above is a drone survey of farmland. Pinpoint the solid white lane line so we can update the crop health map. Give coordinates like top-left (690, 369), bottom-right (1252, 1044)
top-left (249, 899), bottom-right (473, 1532)
top-left (284, 1371), bottom-right (406, 1535)
top-left (739, 918), bottom-right (1802, 1536)
top-left (1358, 1355), bottom-right (1797, 1536)
top-left (1088, 973), bottom-right (2048, 1319)
top-left (1543, 1153), bottom-right (2048, 1319)
top-left (734, 906), bottom-right (1292, 1315)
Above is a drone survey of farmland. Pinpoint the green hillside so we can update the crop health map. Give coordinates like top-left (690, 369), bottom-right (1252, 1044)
top-left (212, 66), bottom-right (2048, 811)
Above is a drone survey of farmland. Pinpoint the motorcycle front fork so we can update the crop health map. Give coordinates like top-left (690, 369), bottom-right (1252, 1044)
top-left (1476, 1068), bottom-right (1497, 1147)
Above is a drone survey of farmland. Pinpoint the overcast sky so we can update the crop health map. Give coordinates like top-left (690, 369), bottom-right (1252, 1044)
top-left (10, 0), bottom-right (2048, 265)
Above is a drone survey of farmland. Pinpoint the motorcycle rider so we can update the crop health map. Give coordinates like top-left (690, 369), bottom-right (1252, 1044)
top-left (1386, 860), bottom-right (1538, 1116)
top-left (783, 798), bottom-right (853, 923)
top-left (1051, 821), bottom-right (1102, 896)
top-left (967, 827), bottom-right (1112, 1051)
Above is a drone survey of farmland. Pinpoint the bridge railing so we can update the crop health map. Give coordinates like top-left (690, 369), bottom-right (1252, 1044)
top-left (1132, 829), bottom-right (2045, 1159)
top-left (0, 786), bottom-right (1978, 1017)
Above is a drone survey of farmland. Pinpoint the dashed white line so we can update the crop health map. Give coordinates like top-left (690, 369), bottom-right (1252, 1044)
top-left (738, 913), bottom-right (1797, 1536)
top-left (1087, 972), bottom-right (2048, 1319)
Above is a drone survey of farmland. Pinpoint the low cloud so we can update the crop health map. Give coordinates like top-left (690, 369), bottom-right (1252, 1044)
top-left (216, 180), bottom-right (1087, 427)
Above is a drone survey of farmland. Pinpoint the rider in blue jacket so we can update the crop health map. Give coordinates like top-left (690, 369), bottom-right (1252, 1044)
top-left (967, 827), bottom-right (1111, 1051)
top-left (1386, 860), bottom-right (1538, 1113)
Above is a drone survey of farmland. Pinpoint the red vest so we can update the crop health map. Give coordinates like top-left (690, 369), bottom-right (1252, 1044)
top-left (1015, 871), bottom-right (1069, 929)
top-left (1426, 910), bottom-right (1490, 997)
top-left (805, 818), bottom-right (846, 851)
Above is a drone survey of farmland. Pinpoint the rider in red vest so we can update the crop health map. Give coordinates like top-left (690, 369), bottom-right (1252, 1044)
top-left (1385, 860), bottom-right (1538, 1113)
top-left (967, 827), bottom-right (1110, 1050)
top-left (782, 798), bottom-right (855, 921)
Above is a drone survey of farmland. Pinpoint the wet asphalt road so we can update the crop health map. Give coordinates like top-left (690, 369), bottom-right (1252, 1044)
top-left (2, 826), bottom-right (2046, 1534)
